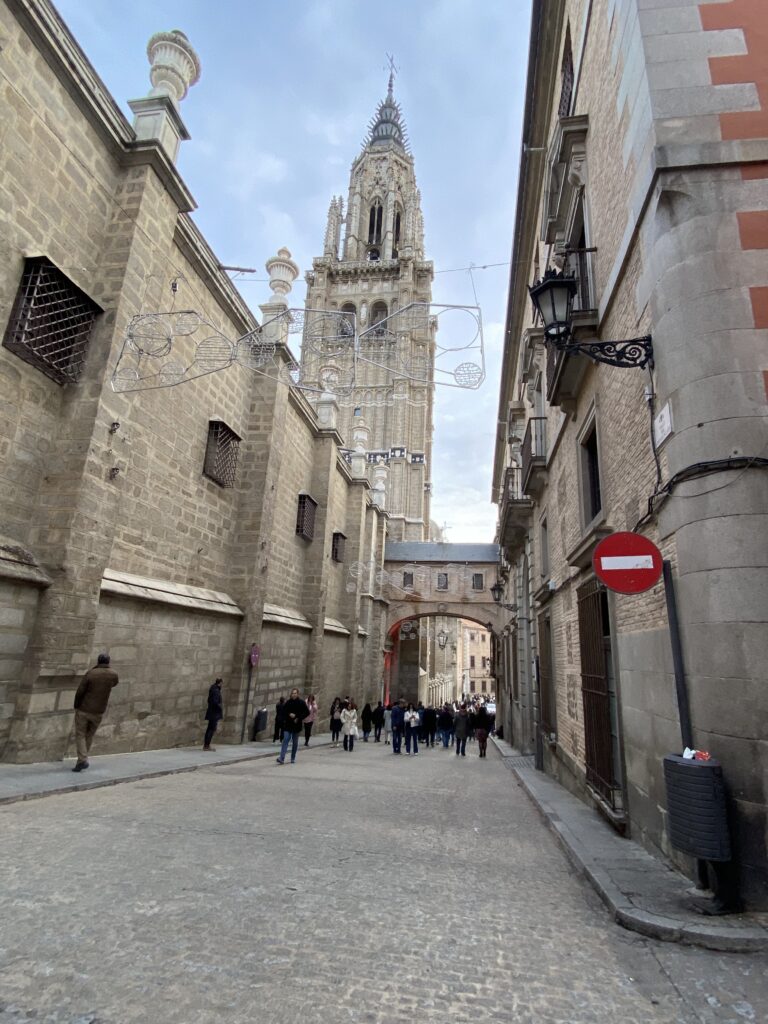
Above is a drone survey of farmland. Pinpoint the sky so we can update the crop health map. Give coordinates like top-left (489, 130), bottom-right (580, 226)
top-left (55, 0), bottom-right (531, 542)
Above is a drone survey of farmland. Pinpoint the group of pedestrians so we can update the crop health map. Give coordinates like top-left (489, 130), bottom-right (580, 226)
top-left (204, 678), bottom-right (495, 770)
top-left (386, 699), bottom-right (494, 757)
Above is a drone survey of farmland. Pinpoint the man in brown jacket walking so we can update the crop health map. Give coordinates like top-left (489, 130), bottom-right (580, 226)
top-left (72, 653), bottom-right (119, 772)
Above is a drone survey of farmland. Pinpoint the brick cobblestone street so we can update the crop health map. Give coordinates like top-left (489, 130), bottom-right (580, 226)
top-left (0, 742), bottom-right (765, 1024)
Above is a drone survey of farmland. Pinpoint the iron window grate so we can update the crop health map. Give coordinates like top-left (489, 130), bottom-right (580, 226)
top-left (472, 572), bottom-right (484, 590)
top-left (558, 36), bottom-right (574, 118)
top-left (437, 572), bottom-right (448, 590)
top-left (3, 257), bottom-right (101, 385)
top-left (296, 494), bottom-right (318, 540)
top-left (203, 420), bottom-right (241, 488)
top-left (331, 531), bottom-right (346, 563)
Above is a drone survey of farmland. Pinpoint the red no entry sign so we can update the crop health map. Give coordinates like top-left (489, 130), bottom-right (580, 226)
top-left (593, 532), bottom-right (663, 594)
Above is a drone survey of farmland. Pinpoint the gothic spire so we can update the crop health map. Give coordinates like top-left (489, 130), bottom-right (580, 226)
top-left (364, 74), bottom-right (410, 152)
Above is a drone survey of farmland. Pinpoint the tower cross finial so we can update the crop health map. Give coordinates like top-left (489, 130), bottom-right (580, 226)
top-left (384, 53), bottom-right (399, 95)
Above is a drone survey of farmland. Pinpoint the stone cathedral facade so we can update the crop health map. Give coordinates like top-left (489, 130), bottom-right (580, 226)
top-left (0, 2), bottom-right (394, 762)
top-left (301, 78), bottom-right (435, 542)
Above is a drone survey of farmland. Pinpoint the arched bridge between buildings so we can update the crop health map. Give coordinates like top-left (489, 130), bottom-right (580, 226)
top-left (382, 542), bottom-right (503, 633)
top-left (382, 542), bottom-right (503, 703)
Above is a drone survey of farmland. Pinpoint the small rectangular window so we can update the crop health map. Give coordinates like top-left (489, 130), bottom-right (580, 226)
top-left (3, 257), bottom-right (101, 384)
top-left (296, 494), bottom-right (318, 540)
top-left (472, 572), bottom-right (484, 590)
top-left (470, 679), bottom-right (476, 692)
top-left (436, 572), bottom-right (448, 591)
top-left (203, 420), bottom-right (241, 488)
top-left (331, 531), bottom-right (346, 563)
top-left (403, 571), bottom-right (414, 589)
top-left (470, 632), bottom-right (476, 642)
top-left (581, 426), bottom-right (602, 523)
top-left (470, 656), bottom-right (476, 669)
top-left (540, 517), bottom-right (549, 578)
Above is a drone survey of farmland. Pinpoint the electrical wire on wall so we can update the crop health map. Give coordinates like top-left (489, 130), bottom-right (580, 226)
top-left (634, 372), bottom-right (768, 532)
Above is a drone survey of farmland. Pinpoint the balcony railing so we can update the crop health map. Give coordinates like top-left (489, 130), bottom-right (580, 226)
top-left (565, 247), bottom-right (596, 313)
top-left (521, 417), bottom-right (547, 496)
top-left (504, 465), bottom-right (523, 501)
top-left (499, 463), bottom-right (533, 554)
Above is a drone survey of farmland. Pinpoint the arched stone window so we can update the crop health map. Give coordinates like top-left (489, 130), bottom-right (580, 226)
top-left (393, 209), bottom-right (402, 256)
top-left (370, 301), bottom-right (388, 336)
top-left (340, 302), bottom-right (356, 336)
top-left (368, 200), bottom-right (383, 245)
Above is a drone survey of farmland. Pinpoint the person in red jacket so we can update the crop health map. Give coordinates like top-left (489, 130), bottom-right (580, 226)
top-left (72, 653), bottom-right (119, 772)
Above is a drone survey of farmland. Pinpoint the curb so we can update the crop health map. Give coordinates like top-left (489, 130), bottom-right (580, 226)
top-left (492, 740), bottom-right (768, 953)
top-left (0, 741), bottom-right (332, 808)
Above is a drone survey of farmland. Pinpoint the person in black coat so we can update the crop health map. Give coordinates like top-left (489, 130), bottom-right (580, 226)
top-left (273, 697), bottom-right (285, 743)
top-left (371, 701), bottom-right (385, 742)
top-left (437, 704), bottom-right (454, 748)
top-left (203, 678), bottom-right (223, 751)
top-left (474, 704), bottom-right (492, 758)
top-left (423, 705), bottom-right (437, 748)
top-left (276, 689), bottom-right (310, 765)
top-left (361, 702), bottom-right (373, 741)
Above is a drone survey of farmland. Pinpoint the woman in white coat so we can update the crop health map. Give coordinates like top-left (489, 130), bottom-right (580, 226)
top-left (341, 700), bottom-right (359, 753)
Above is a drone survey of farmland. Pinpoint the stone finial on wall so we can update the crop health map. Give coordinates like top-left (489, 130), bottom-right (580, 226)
top-left (317, 391), bottom-right (339, 430)
top-left (147, 30), bottom-right (201, 103)
top-left (129, 30), bottom-right (201, 162)
top-left (265, 248), bottom-right (300, 301)
top-left (372, 465), bottom-right (388, 508)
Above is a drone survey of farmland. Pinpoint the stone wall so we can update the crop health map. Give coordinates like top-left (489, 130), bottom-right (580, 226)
top-left (494, 0), bottom-right (768, 905)
top-left (0, 579), bottom-right (41, 749)
top-left (84, 595), bottom-right (242, 754)
top-left (0, 1), bottom-right (390, 764)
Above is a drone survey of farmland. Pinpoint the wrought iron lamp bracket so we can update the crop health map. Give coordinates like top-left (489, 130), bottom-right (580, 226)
top-left (554, 333), bottom-right (654, 370)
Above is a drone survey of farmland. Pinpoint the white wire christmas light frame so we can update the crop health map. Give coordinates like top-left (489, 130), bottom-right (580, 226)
top-left (110, 300), bottom-right (485, 395)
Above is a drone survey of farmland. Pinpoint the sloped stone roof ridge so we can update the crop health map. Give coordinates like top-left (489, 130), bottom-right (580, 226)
top-left (385, 542), bottom-right (500, 563)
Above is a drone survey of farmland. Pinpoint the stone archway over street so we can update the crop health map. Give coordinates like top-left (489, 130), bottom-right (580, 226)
top-left (382, 542), bottom-right (502, 702)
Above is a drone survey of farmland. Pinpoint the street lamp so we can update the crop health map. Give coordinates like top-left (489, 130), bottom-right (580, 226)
top-left (529, 268), bottom-right (654, 369)
top-left (437, 628), bottom-right (449, 650)
top-left (490, 580), bottom-right (516, 612)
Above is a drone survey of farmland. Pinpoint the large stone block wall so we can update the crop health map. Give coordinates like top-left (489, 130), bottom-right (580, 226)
top-left (85, 595), bottom-right (242, 754)
top-left (263, 399), bottom-right (317, 614)
top-left (497, 0), bottom-right (768, 904)
top-left (0, 2), bottom-right (123, 545)
top-left (251, 624), bottom-right (311, 732)
top-left (0, 579), bottom-right (40, 750)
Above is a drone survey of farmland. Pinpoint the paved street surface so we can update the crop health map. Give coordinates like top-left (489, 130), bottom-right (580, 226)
top-left (1, 742), bottom-right (765, 1024)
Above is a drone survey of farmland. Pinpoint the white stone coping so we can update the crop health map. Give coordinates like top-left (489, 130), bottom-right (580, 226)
top-left (101, 569), bottom-right (243, 617)
top-left (262, 604), bottom-right (312, 630)
top-left (0, 541), bottom-right (51, 587)
top-left (357, 627), bottom-right (369, 638)
top-left (324, 617), bottom-right (351, 636)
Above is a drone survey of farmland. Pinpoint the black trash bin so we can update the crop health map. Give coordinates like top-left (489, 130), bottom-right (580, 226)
top-left (663, 753), bottom-right (731, 861)
top-left (251, 707), bottom-right (268, 740)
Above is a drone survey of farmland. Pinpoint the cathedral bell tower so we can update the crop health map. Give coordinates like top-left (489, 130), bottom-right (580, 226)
top-left (302, 74), bottom-right (435, 542)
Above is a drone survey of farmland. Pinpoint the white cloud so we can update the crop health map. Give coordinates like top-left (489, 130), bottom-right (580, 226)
top-left (225, 149), bottom-right (290, 203)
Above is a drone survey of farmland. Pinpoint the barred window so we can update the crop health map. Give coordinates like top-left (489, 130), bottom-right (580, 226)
top-left (3, 257), bottom-right (101, 384)
top-left (472, 572), bottom-right (484, 590)
top-left (558, 30), bottom-right (574, 119)
top-left (437, 572), bottom-right (448, 591)
top-left (203, 420), bottom-right (241, 488)
top-left (403, 571), bottom-right (414, 589)
top-left (296, 493), bottom-right (318, 540)
top-left (331, 531), bottom-right (346, 563)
